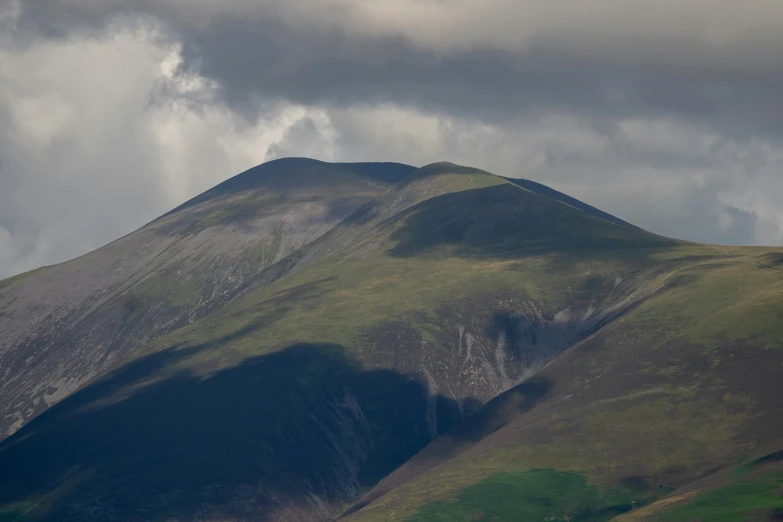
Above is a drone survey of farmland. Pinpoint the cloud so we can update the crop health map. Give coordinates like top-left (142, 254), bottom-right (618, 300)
top-left (1, 0), bottom-right (782, 278)
top-left (17, 1), bottom-right (783, 66)
top-left (0, 24), bottom-right (315, 278)
top-left (11, 1), bottom-right (783, 134)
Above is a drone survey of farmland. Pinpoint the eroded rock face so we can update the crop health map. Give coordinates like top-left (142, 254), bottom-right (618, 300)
top-left (361, 276), bottom-right (658, 430)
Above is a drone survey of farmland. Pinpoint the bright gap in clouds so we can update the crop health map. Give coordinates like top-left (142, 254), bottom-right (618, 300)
top-left (1, 12), bottom-right (782, 279)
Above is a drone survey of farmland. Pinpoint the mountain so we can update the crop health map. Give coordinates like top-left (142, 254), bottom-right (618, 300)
top-left (0, 158), bottom-right (415, 439)
top-left (0, 159), bottom-right (781, 522)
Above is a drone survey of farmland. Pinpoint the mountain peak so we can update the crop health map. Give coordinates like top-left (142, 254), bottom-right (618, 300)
top-left (397, 161), bottom-right (507, 192)
top-left (155, 158), bottom-right (416, 223)
top-left (415, 160), bottom-right (493, 176)
top-left (420, 160), bottom-right (462, 169)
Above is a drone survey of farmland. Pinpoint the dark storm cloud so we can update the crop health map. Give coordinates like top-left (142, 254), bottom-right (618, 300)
top-left (184, 19), bottom-right (783, 140)
top-left (12, 0), bottom-right (783, 138)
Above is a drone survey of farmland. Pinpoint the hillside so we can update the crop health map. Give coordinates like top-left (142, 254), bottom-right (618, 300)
top-left (0, 158), bottom-right (415, 439)
top-left (342, 244), bottom-right (783, 521)
top-left (0, 160), bottom-right (781, 522)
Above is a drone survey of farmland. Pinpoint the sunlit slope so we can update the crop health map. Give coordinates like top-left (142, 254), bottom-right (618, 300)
top-left (0, 163), bottom-right (699, 521)
top-left (0, 158), bottom-right (413, 439)
top-left (343, 247), bottom-right (783, 521)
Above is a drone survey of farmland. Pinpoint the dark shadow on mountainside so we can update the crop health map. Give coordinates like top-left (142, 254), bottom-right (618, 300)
top-left (0, 342), bottom-right (467, 521)
top-left (340, 376), bottom-right (554, 518)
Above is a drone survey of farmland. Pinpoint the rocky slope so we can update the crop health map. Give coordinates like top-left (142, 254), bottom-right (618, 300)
top-left (0, 160), bottom-right (781, 522)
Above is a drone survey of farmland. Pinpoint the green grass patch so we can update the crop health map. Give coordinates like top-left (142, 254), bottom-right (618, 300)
top-left (733, 451), bottom-right (783, 476)
top-left (0, 500), bottom-right (37, 522)
top-left (406, 469), bottom-right (654, 522)
top-left (129, 266), bottom-right (206, 308)
top-left (0, 468), bottom-right (91, 522)
top-left (0, 265), bottom-right (51, 291)
top-left (180, 192), bottom-right (286, 236)
top-left (657, 472), bottom-right (783, 521)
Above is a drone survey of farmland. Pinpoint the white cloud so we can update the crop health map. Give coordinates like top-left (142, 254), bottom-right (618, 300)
top-left (0, 24), bottom-right (321, 279)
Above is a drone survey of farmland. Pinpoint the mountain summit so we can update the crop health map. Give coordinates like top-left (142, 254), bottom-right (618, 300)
top-left (1, 159), bottom-right (781, 521)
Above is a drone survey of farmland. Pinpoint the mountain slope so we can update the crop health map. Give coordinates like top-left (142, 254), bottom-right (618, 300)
top-left (0, 158), bottom-right (414, 438)
top-left (143, 162), bottom-right (674, 408)
top-left (342, 246), bottom-right (783, 521)
top-left (501, 176), bottom-right (639, 230)
top-left (0, 161), bottom-right (780, 522)
top-left (0, 162), bottom-right (694, 521)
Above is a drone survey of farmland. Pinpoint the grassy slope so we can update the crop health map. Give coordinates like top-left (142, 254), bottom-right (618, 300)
top-left (407, 468), bottom-right (657, 522)
top-left (344, 245), bottom-right (783, 521)
top-left (1, 162), bottom-right (781, 521)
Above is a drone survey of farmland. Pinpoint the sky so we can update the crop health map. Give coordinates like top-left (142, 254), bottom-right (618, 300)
top-left (1, 0), bottom-right (782, 279)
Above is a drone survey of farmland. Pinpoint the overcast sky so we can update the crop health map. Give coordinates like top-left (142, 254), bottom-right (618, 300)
top-left (1, 0), bottom-right (782, 278)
